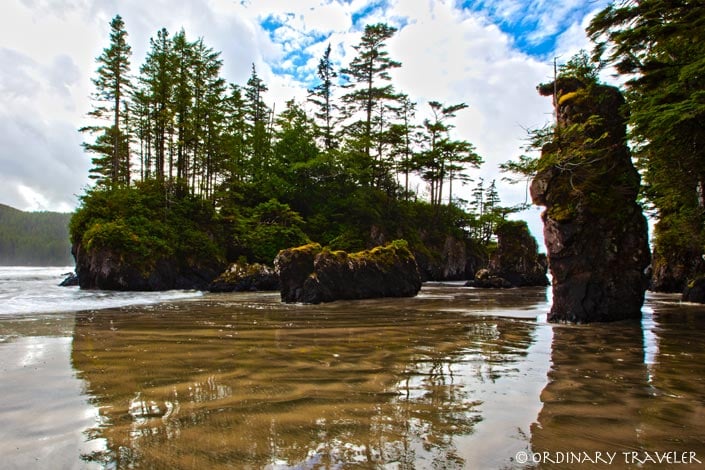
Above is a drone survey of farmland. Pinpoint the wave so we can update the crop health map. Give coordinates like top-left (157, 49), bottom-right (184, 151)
top-left (0, 267), bottom-right (203, 315)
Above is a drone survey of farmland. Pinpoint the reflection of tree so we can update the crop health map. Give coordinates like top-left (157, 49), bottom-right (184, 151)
top-left (71, 293), bottom-right (538, 468)
top-left (532, 303), bottom-right (705, 464)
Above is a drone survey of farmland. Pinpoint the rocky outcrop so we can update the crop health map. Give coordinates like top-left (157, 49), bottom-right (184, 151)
top-left (468, 268), bottom-right (513, 288)
top-left (530, 78), bottom-right (650, 323)
top-left (274, 240), bottom-right (422, 304)
top-left (73, 242), bottom-right (223, 291)
top-left (413, 235), bottom-right (476, 281)
top-left (467, 221), bottom-right (549, 288)
top-left (650, 248), bottom-right (705, 293)
top-left (208, 262), bottom-right (279, 292)
top-left (683, 276), bottom-right (705, 303)
top-left (59, 271), bottom-right (79, 287)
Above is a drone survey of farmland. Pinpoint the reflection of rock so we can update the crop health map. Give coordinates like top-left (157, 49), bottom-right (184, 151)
top-left (531, 78), bottom-right (650, 322)
top-left (208, 262), bottom-right (279, 292)
top-left (533, 301), bottom-right (705, 458)
top-left (70, 289), bottom-right (540, 468)
top-left (274, 240), bottom-right (421, 304)
top-left (532, 321), bottom-right (649, 456)
top-left (467, 221), bottom-right (549, 288)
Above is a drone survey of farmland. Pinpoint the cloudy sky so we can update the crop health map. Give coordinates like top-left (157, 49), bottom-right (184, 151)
top-left (0, 0), bottom-right (609, 240)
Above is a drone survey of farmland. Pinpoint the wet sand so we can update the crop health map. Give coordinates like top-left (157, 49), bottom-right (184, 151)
top-left (1, 286), bottom-right (704, 469)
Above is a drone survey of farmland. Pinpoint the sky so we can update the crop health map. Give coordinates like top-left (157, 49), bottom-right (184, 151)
top-left (0, 0), bottom-right (611, 244)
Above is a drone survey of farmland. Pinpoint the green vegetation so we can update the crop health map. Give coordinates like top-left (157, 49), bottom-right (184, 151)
top-left (588, 1), bottom-right (705, 286)
top-left (72, 16), bottom-right (515, 272)
top-left (0, 204), bottom-right (72, 266)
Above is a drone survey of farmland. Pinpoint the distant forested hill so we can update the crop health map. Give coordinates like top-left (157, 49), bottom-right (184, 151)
top-left (0, 203), bottom-right (73, 266)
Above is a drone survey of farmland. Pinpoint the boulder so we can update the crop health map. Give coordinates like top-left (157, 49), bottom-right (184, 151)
top-left (274, 240), bottom-right (422, 304)
top-left (208, 262), bottom-right (279, 292)
top-left (273, 243), bottom-right (322, 303)
top-left (683, 276), bottom-right (705, 303)
top-left (73, 242), bottom-right (223, 291)
top-left (59, 271), bottom-right (79, 287)
top-left (465, 268), bottom-right (513, 288)
top-left (531, 78), bottom-right (650, 322)
top-left (465, 221), bottom-right (548, 289)
top-left (489, 221), bottom-right (549, 287)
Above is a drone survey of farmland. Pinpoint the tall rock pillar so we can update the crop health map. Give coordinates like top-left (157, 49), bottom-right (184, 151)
top-left (530, 78), bottom-right (650, 322)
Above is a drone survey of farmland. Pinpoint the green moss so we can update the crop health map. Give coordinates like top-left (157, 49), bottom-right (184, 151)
top-left (348, 240), bottom-right (413, 268)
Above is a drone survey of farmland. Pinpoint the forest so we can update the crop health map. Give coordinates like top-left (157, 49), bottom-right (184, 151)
top-left (72, 17), bottom-right (509, 271)
top-left (0, 204), bottom-right (72, 266)
top-left (73, 1), bottom-right (705, 293)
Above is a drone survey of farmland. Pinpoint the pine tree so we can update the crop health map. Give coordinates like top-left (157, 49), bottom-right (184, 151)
top-left (308, 43), bottom-right (338, 151)
top-left (341, 23), bottom-right (402, 186)
top-left (81, 15), bottom-right (133, 189)
top-left (414, 101), bottom-right (480, 208)
top-left (588, 0), bottom-right (705, 286)
top-left (244, 64), bottom-right (271, 179)
top-left (139, 28), bottom-right (174, 181)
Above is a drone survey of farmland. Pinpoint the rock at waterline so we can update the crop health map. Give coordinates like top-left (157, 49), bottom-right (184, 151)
top-left (208, 262), bottom-right (279, 292)
top-left (683, 277), bottom-right (705, 303)
top-left (59, 271), bottom-right (79, 287)
top-left (530, 78), bottom-right (650, 323)
top-left (72, 242), bottom-right (224, 291)
top-left (274, 240), bottom-right (422, 304)
top-left (466, 221), bottom-right (549, 288)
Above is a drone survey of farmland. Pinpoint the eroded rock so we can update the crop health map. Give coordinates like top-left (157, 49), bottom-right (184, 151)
top-left (274, 240), bottom-right (421, 304)
top-left (531, 78), bottom-right (650, 322)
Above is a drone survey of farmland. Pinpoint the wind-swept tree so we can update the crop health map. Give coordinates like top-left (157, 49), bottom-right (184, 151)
top-left (415, 101), bottom-right (481, 208)
top-left (81, 14), bottom-right (133, 188)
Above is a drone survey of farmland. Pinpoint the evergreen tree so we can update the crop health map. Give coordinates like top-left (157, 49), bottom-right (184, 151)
top-left (414, 101), bottom-right (480, 208)
top-left (81, 15), bottom-right (133, 189)
top-left (244, 64), bottom-right (272, 180)
top-left (341, 23), bottom-right (402, 186)
top-left (171, 29), bottom-right (195, 191)
top-left (222, 85), bottom-right (248, 185)
top-left (139, 28), bottom-right (174, 181)
top-left (308, 43), bottom-right (338, 151)
top-left (588, 1), bottom-right (705, 284)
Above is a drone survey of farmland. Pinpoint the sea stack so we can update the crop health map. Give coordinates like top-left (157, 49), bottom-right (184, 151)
top-left (530, 77), bottom-right (650, 322)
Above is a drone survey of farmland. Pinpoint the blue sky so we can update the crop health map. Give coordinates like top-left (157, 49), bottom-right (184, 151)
top-left (0, 0), bottom-right (610, 243)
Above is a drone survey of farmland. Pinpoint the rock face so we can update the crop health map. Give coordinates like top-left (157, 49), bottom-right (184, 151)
top-left (650, 248), bottom-right (705, 294)
top-left (208, 262), bottom-right (279, 292)
top-left (369, 225), bottom-right (476, 281)
top-left (73, 242), bottom-right (223, 291)
top-left (467, 221), bottom-right (549, 288)
top-left (530, 78), bottom-right (650, 323)
top-left (274, 240), bottom-right (422, 304)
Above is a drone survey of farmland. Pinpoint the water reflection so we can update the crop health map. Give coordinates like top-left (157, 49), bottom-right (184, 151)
top-left (0, 314), bottom-right (104, 470)
top-left (532, 294), bottom-right (705, 469)
top-left (5, 287), bottom-right (703, 468)
top-left (71, 287), bottom-right (549, 469)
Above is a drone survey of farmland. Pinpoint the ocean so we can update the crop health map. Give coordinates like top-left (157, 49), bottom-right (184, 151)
top-left (0, 266), bottom-right (203, 316)
top-left (1, 267), bottom-right (704, 469)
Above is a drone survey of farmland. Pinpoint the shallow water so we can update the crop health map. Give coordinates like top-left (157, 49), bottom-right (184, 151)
top-left (0, 284), bottom-right (704, 469)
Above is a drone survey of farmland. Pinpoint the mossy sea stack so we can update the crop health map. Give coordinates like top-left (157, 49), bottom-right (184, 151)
top-left (274, 240), bottom-right (422, 304)
top-left (530, 78), bottom-right (650, 323)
